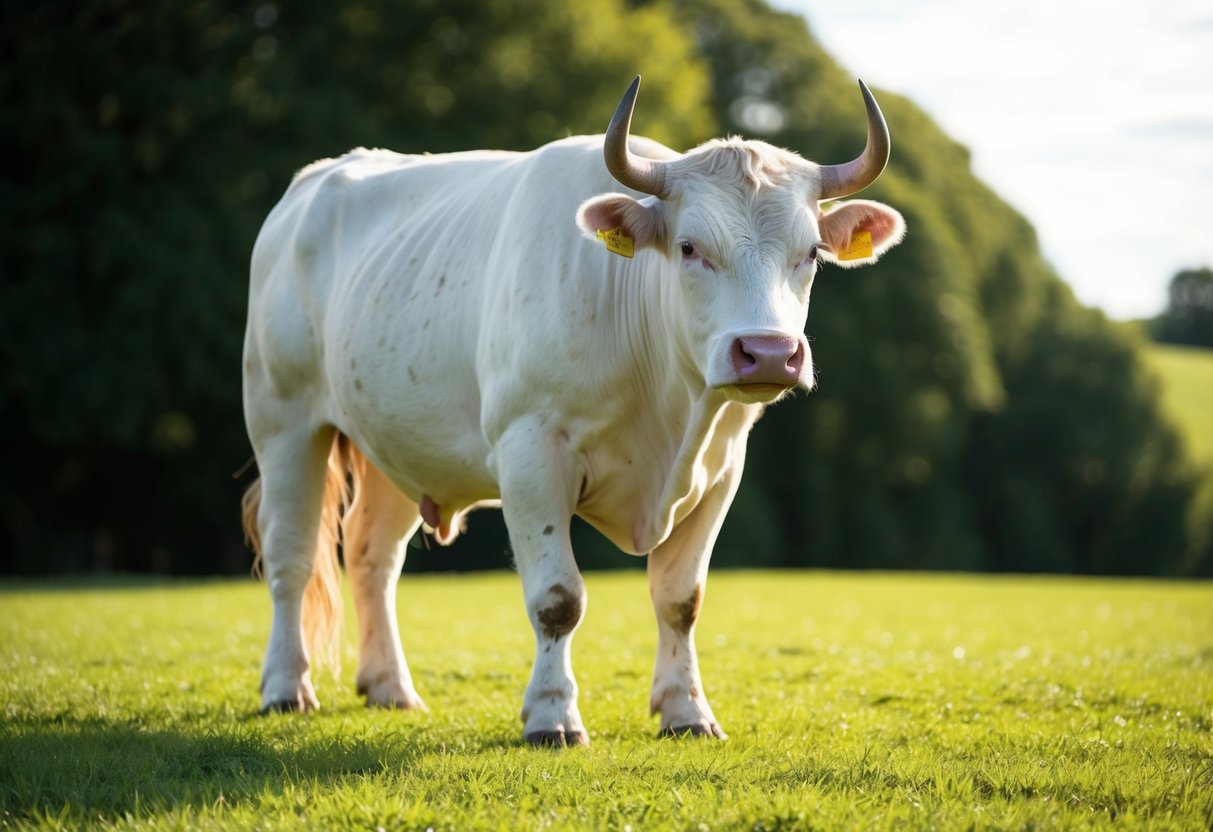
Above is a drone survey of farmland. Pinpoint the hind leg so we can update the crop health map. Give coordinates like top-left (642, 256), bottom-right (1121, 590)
top-left (253, 424), bottom-right (337, 713)
top-left (343, 455), bottom-right (427, 710)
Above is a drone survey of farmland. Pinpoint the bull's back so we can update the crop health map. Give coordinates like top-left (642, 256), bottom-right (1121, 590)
top-left (245, 139), bottom-right (615, 503)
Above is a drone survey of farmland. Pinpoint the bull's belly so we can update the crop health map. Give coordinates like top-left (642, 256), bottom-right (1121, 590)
top-left (331, 387), bottom-right (499, 511)
top-left (336, 396), bottom-right (683, 555)
top-left (373, 438), bottom-right (499, 510)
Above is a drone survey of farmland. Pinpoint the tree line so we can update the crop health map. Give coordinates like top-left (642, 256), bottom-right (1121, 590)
top-left (3, 0), bottom-right (1209, 576)
top-left (1152, 268), bottom-right (1213, 348)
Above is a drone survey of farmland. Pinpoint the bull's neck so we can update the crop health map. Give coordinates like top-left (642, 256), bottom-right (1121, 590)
top-left (633, 389), bottom-right (733, 552)
top-left (611, 253), bottom-right (749, 552)
top-left (611, 251), bottom-right (702, 394)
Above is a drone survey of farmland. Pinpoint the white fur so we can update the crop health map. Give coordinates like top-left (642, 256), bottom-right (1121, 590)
top-left (243, 132), bottom-right (903, 738)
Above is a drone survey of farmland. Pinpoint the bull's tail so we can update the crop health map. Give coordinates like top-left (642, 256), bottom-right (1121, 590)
top-left (242, 433), bottom-right (367, 674)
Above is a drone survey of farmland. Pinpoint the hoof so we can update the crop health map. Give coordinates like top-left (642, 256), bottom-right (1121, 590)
top-left (524, 729), bottom-right (590, 748)
top-left (364, 694), bottom-right (428, 712)
top-left (357, 674), bottom-right (427, 711)
top-left (259, 699), bottom-right (315, 715)
top-left (660, 722), bottom-right (727, 740)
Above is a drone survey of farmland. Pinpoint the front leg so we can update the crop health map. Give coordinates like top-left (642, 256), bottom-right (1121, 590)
top-left (496, 418), bottom-right (588, 747)
top-left (519, 576), bottom-right (587, 746)
top-left (648, 461), bottom-right (744, 739)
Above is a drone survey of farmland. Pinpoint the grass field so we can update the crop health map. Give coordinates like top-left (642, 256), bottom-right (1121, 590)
top-left (2, 572), bottom-right (1211, 830)
top-left (1143, 343), bottom-right (1213, 466)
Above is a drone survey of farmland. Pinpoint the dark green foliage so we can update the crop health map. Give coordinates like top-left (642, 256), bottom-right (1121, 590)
top-left (1, 0), bottom-right (1204, 575)
top-left (2, 1), bottom-right (272, 572)
top-left (674, 0), bottom-right (1199, 574)
top-left (964, 287), bottom-right (1195, 574)
top-left (1152, 267), bottom-right (1213, 348)
top-left (1, 0), bottom-right (709, 574)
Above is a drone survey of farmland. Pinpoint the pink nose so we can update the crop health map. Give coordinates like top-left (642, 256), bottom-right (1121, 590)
top-left (730, 335), bottom-right (805, 387)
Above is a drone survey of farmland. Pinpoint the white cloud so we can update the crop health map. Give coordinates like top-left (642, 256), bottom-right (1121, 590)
top-left (772, 0), bottom-right (1213, 318)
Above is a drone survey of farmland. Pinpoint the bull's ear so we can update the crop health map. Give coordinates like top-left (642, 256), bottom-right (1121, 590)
top-left (817, 199), bottom-right (905, 268)
top-left (576, 193), bottom-right (666, 251)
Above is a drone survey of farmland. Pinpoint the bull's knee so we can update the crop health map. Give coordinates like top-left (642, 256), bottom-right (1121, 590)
top-left (533, 583), bottom-right (586, 640)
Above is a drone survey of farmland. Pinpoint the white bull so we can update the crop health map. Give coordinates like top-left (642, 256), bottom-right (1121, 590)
top-left (242, 77), bottom-right (904, 745)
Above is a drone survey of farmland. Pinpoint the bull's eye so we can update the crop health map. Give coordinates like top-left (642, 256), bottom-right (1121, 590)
top-left (679, 241), bottom-right (695, 258)
top-left (794, 245), bottom-right (819, 271)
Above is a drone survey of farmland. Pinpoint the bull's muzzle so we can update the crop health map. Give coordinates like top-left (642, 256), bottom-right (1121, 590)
top-left (729, 335), bottom-right (805, 390)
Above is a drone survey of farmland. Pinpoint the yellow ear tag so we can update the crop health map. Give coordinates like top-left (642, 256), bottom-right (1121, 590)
top-left (596, 227), bottom-right (634, 258)
top-left (837, 230), bottom-right (873, 261)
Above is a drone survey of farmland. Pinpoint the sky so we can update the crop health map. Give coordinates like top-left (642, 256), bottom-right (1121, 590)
top-left (770, 0), bottom-right (1213, 320)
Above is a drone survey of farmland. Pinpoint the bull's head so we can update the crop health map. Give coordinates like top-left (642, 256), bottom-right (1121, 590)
top-left (576, 76), bottom-right (905, 405)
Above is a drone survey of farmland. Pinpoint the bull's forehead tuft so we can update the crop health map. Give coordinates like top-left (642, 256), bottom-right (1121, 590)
top-left (678, 138), bottom-right (806, 192)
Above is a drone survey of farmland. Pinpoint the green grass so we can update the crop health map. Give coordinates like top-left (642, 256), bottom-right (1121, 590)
top-left (1143, 343), bottom-right (1213, 466)
top-left (2, 571), bottom-right (1211, 830)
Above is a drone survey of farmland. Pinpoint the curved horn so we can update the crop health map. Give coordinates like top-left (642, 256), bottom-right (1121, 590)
top-left (604, 76), bottom-right (669, 197)
top-left (818, 79), bottom-right (891, 200)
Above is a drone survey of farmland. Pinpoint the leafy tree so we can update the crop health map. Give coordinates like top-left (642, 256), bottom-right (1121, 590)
top-left (0, 0), bottom-right (711, 573)
top-left (1153, 267), bottom-right (1213, 347)
top-left (676, 0), bottom-right (1201, 574)
top-left (965, 285), bottom-right (1196, 574)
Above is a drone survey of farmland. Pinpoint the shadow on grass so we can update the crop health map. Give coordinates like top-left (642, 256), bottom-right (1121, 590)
top-left (0, 716), bottom-right (434, 824)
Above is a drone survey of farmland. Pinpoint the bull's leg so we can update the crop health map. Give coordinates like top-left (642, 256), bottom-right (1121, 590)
top-left (252, 425), bottom-right (337, 713)
top-left (647, 463), bottom-right (744, 739)
top-left (342, 455), bottom-right (427, 710)
top-left (496, 420), bottom-right (587, 747)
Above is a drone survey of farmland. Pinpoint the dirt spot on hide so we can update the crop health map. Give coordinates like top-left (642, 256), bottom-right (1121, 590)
top-left (434, 274), bottom-right (446, 297)
top-left (670, 584), bottom-right (703, 633)
top-left (407, 367), bottom-right (418, 384)
top-left (354, 378), bottom-right (363, 392)
top-left (542, 525), bottom-right (554, 536)
top-left (537, 584), bottom-right (583, 640)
